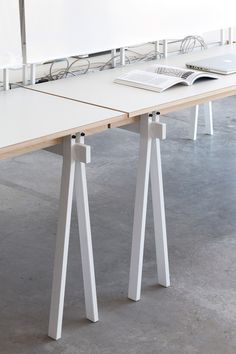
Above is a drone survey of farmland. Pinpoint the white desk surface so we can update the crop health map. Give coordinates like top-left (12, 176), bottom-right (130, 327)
top-left (26, 45), bottom-right (236, 117)
top-left (0, 88), bottom-right (126, 159)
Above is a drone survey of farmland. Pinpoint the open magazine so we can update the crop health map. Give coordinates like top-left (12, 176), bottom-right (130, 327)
top-left (114, 65), bottom-right (218, 93)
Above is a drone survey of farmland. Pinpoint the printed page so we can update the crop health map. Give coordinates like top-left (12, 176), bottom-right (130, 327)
top-left (147, 65), bottom-right (197, 84)
top-left (147, 65), bottom-right (217, 84)
top-left (115, 70), bottom-right (184, 92)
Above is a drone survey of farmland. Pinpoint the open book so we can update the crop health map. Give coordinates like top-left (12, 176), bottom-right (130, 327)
top-left (114, 65), bottom-right (217, 93)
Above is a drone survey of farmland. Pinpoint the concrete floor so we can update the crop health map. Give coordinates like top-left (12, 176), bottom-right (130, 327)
top-left (0, 96), bottom-right (236, 354)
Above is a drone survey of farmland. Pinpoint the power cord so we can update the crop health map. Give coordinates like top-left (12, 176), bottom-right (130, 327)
top-left (179, 35), bottom-right (207, 54)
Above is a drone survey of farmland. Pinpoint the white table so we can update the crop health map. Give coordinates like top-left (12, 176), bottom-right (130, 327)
top-left (24, 44), bottom-right (236, 303)
top-left (25, 45), bottom-right (236, 116)
top-left (0, 87), bottom-right (127, 340)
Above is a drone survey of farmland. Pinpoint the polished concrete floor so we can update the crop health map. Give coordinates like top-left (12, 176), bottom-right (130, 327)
top-left (0, 96), bottom-right (236, 354)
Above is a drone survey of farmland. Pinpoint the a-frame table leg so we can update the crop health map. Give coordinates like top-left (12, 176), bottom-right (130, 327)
top-left (150, 114), bottom-right (170, 288)
top-left (128, 113), bottom-right (170, 302)
top-left (128, 114), bottom-right (152, 301)
top-left (48, 135), bottom-right (98, 340)
top-left (74, 135), bottom-right (98, 323)
top-left (48, 136), bottom-right (76, 340)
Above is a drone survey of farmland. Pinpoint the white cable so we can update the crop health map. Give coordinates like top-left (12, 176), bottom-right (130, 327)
top-left (40, 42), bottom-right (162, 82)
top-left (179, 35), bottom-right (207, 54)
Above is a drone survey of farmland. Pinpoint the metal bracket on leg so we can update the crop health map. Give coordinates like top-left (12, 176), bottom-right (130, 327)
top-left (128, 112), bottom-right (170, 302)
top-left (73, 141), bottom-right (91, 163)
top-left (120, 118), bottom-right (166, 139)
top-left (150, 121), bottom-right (166, 140)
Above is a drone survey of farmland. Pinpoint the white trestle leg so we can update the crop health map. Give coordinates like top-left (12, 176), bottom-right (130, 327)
top-left (189, 105), bottom-right (199, 140)
top-left (128, 114), bottom-right (152, 301)
top-left (48, 136), bottom-right (76, 340)
top-left (48, 135), bottom-right (98, 340)
top-left (74, 135), bottom-right (98, 323)
top-left (150, 113), bottom-right (170, 287)
top-left (189, 102), bottom-right (213, 140)
top-left (128, 112), bottom-right (170, 302)
top-left (204, 101), bottom-right (213, 135)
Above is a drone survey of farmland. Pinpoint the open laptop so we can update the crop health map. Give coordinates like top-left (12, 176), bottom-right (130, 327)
top-left (186, 54), bottom-right (236, 75)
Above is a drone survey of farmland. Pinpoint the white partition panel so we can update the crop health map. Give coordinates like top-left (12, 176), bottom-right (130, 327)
top-left (0, 0), bottom-right (22, 69)
top-left (24, 0), bottom-right (235, 63)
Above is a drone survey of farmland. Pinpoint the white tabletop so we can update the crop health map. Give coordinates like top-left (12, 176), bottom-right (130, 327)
top-left (0, 88), bottom-right (126, 156)
top-left (26, 45), bottom-right (236, 117)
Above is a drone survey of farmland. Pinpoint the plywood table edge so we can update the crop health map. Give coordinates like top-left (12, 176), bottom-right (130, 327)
top-left (0, 113), bottom-right (128, 160)
top-left (129, 86), bottom-right (236, 117)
